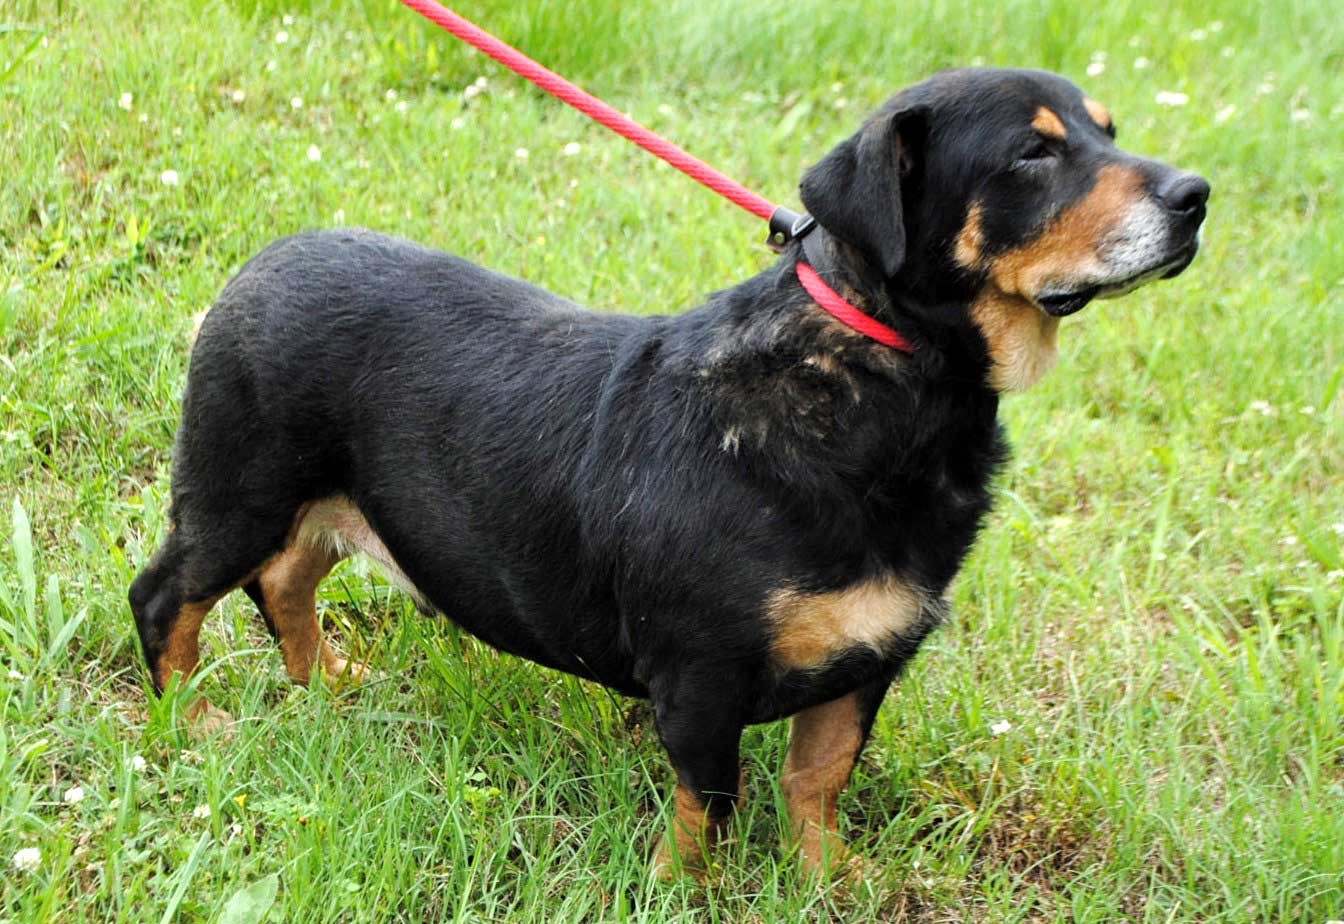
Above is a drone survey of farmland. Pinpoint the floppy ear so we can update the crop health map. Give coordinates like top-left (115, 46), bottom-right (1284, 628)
top-left (799, 105), bottom-right (928, 278)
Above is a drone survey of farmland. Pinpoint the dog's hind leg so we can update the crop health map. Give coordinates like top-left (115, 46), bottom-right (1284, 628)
top-left (129, 505), bottom-right (300, 733)
top-left (242, 536), bottom-right (362, 687)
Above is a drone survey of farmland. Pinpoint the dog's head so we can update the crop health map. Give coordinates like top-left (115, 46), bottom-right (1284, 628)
top-left (800, 68), bottom-right (1208, 391)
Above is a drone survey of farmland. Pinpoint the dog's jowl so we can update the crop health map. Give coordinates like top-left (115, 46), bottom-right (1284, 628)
top-left (129, 68), bottom-right (1207, 879)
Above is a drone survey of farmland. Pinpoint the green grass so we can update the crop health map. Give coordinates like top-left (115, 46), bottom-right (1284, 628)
top-left (2, 0), bottom-right (1342, 919)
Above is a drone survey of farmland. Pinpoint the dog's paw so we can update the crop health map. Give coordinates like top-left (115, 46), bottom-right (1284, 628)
top-left (321, 652), bottom-right (370, 690)
top-left (650, 834), bottom-right (711, 885)
top-left (186, 699), bottom-right (236, 739)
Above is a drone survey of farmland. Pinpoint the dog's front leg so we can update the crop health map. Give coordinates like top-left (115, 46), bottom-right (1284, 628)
top-left (781, 667), bottom-right (898, 880)
top-left (649, 672), bottom-right (746, 880)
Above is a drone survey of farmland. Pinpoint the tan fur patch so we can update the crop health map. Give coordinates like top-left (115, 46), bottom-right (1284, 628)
top-left (970, 163), bottom-right (1143, 392)
top-left (295, 496), bottom-right (423, 602)
top-left (256, 541), bottom-right (349, 684)
top-left (653, 783), bottom-right (727, 876)
top-left (1084, 97), bottom-right (1112, 132)
top-left (782, 693), bottom-right (864, 874)
top-left (769, 574), bottom-right (924, 669)
top-left (971, 291), bottom-right (1061, 392)
top-left (1032, 106), bottom-right (1068, 139)
top-left (954, 202), bottom-right (985, 269)
top-left (987, 163), bottom-right (1143, 298)
top-left (155, 596), bottom-right (219, 689)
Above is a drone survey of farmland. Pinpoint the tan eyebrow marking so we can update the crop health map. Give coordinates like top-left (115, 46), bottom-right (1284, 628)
top-left (1084, 97), bottom-right (1113, 131)
top-left (1031, 106), bottom-right (1068, 138)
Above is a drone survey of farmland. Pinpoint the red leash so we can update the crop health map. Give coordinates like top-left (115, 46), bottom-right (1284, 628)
top-left (395, 0), bottom-right (914, 355)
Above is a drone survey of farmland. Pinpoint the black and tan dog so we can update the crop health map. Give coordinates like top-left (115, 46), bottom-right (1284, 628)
top-left (129, 68), bottom-right (1207, 878)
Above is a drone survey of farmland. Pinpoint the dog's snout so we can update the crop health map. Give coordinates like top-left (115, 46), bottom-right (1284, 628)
top-left (1154, 172), bottom-right (1210, 217)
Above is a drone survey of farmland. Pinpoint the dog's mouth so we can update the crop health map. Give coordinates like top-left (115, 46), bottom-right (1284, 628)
top-left (1035, 240), bottom-right (1201, 318)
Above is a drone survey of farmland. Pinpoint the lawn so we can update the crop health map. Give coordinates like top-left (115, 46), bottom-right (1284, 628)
top-left (1, 0), bottom-right (1341, 920)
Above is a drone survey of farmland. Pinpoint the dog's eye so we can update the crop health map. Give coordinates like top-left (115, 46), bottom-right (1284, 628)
top-left (1013, 140), bottom-right (1058, 168)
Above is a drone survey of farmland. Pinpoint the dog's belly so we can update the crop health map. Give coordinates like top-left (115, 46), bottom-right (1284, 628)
top-left (295, 496), bottom-right (645, 694)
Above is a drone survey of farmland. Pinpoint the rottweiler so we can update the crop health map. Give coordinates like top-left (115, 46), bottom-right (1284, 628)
top-left (129, 67), bottom-right (1208, 878)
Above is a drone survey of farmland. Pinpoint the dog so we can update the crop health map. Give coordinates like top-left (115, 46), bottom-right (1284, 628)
top-left (129, 67), bottom-right (1207, 879)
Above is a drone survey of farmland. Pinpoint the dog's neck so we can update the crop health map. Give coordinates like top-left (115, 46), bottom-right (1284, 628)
top-left (785, 229), bottom-right (994, 386)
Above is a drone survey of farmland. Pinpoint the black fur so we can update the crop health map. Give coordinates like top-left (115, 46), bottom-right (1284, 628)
top-left (130, 68), bottom-right (1207, 858)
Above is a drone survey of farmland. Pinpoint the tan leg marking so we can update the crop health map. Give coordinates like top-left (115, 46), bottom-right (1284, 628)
top-left (256, 541), bottom-right (360, 685)
top-left (156, 595), bottom-right (237, 734)
top-left (782, 692), bottom-right (866, 877)
top-left (768, 574), bottom-right (924, 670)
top-left (155, 596), bottom-right (218, 690)
top-left (652, 783), bottom-right (729, 880)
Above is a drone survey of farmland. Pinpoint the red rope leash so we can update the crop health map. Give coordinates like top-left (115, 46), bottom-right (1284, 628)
top-left (796, 263), bottom-right (909, 351)
top-left (397, 0), bottom-right (776, 222)
top-left (394, 0), bottom-right (914, 355)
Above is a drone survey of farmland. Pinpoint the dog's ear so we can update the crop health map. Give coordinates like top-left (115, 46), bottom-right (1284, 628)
top-left (799, 104), bottom-right (929, 278)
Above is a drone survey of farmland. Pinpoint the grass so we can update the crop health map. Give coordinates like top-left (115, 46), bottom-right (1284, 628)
top-left (1, 0), bottom-right (1341, 919)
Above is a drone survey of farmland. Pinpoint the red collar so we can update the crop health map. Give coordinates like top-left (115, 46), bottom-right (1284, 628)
top-left (794, 262), bottom-right (914, 354)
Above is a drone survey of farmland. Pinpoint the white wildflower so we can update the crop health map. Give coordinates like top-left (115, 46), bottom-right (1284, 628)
top-left (562, 142), bottom-right (582, 156)
top-left (514, 147), bottom-right (529, 160)
top-left (474, 76), bottom-right (487, 88)
top-left (1330, 523), bottom-right (1344, 537)
top-left (1299, 406), bottom-right (1316, 415)
top-left (192, 803), bottom-right (212, 819)
top-left (463, 83), bottom-right (482, 100)
top-left (395, 100), bottom-right (408, 114)
top-left (1190, 28), bottom-right (1208, 41)
top-left (1133, 56), bottom-right (1152, 69)
top-left (275, 30), bottom-right (289, 44)
top-left (11, 847), bottom-right (41, 873)
top-left (657, 103), bottom-right (674, 117)
top-left (1248, 400), bottom-right (1275, 416)
top-left (231, 89), bottom-right (246, 104)
top-left (1327, 570), bottom-right (1343, 584)
top-left (333, 208), bottom-right (346, 224)
top-left (290, 96), bottom-right (304, 110)
top-left (1087, 61), bottom-right (1106, 77)
top-left (1215, 104), bottom-right (1237, 123)
top-left (130, 755), bottom-right (148, 773)
top-left (118, 92), bottom-right (134, 111)
top-left (1291, 108), bottom-right (1312, 123)
top-left (7, 669), bottom-right (24, 681)
top-left (450, 117), bottom-right (465, 130)
top-left (990, 719), bottom-right (1012, 736)
top-left (306, 144), bottom-right (321, 162)
top-left (266, 60), bottom-right (277, 72)
top-left (138, 113), bottom-right (148, 123)
top-left (160, 169), bottom-right (180, 186)
top-left (1209, 20), bottom-right (1223, 32)
top-left (282, 13), bottom-right (295, 25)
top-left (1280, 536), bottom-right (1299, 547)
top-left (62, 785), bottom-right (85, 805)
top-left (1155, 91), bottom-right (1189, 107)
top-left (384, 88), bottom-right (398, 101)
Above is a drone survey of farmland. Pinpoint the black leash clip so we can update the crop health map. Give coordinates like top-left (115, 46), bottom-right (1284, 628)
top-left (766, 207), bottom-right (817, 253)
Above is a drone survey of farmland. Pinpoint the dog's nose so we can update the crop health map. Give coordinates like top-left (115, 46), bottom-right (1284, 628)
top-left (1155, 172), bottom-right (1210, 216)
